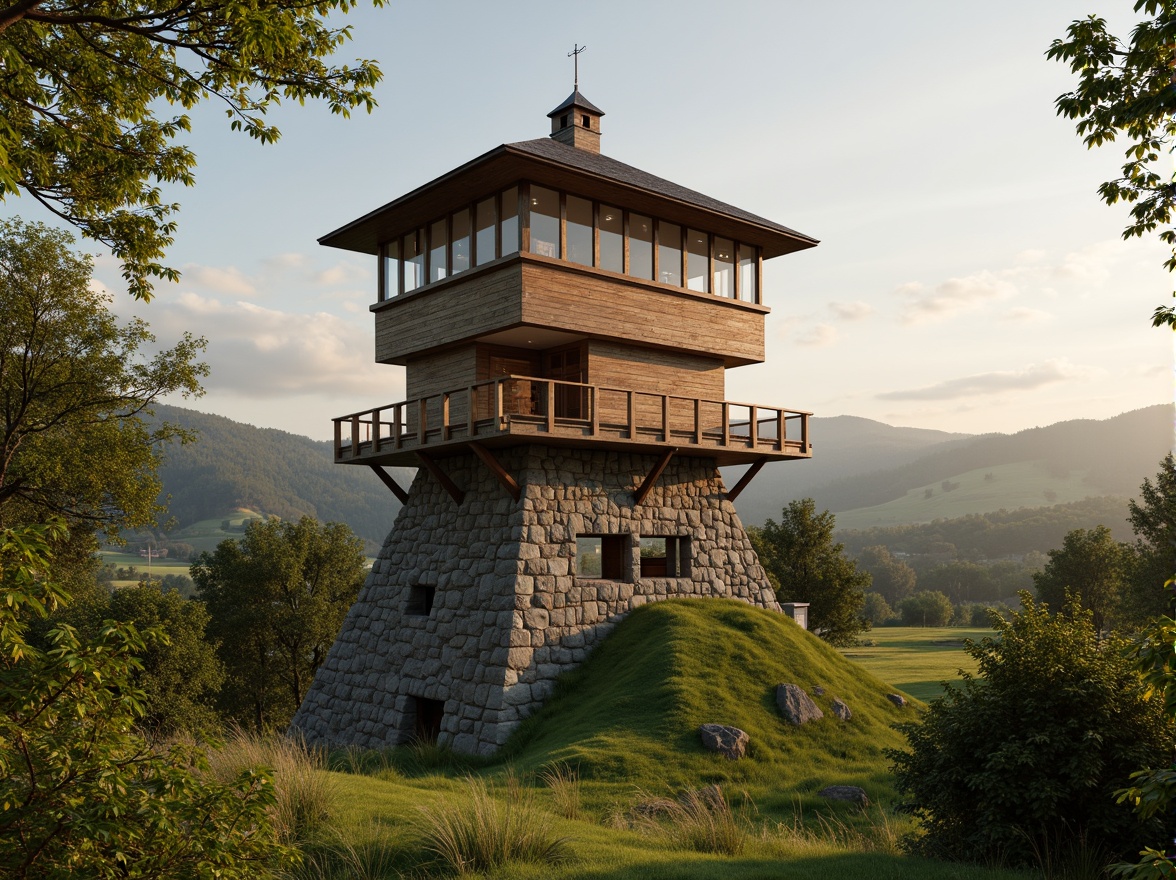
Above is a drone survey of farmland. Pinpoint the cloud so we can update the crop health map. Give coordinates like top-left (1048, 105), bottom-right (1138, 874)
top-left (878, 359), bottom-right (1087, 401)
top-left (795, 323), bottom-right (838, 347)
top-left (264, 252), bottom-right (310, 271)
top-left (315, 261), bottom-right (369, 287)
top-left (896, 271), bottom-right (1017, 324)
top-left (1000, 306), bottom-right (1052, 322)
top-left (183, 264), bottom-right (256, 297)
top-left (828, 300), bottom-right (873, 321)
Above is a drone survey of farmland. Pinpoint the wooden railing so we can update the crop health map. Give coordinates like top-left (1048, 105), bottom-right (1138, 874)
top-left (333, 376), bottom-right (810, 461)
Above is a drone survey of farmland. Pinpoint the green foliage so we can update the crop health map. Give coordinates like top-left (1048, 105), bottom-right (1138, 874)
top-left (890, 594), bottom-right (1172, 867)
top-left (0, 520), bottom-right (294, 877)
top-left (0, 218), bottom-right (207, 540)
top-left (750, 499), bottom-right (871, 646)
top-left (856, 545), bottom-right (916, 605)
top-left (1123, 454), bottom-right (1176, 625)
top-left (0, 0), bottom-right (384, 300)
top-left (1049, 4), bottom-right (1176, 327)
top-left (1033, 525), bottom-right (1130, 634)
top-left (193, 516), bottom-right (366, 732)
top-left (862, 591), bottom-right (896, 626)
top-left (897, 591), bottom-right (954, 627)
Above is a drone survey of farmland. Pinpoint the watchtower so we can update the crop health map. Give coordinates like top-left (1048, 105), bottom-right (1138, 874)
top-left (290, 89), bottom-right (818, 755)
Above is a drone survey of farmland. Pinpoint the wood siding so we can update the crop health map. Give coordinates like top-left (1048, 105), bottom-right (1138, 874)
top-left (406, 347), bottom-right (478, 400)
top-left (586, 341), bottom-right (724, 398)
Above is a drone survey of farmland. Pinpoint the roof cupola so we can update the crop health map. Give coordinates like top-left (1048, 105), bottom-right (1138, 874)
top-left (548, 44), bottom-right (603, 153)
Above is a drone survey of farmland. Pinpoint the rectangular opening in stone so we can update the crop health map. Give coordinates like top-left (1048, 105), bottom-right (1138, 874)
top-left (639, 536), bottom-right (691, 578)
top-left (408, 695), bottom-right (444, 743)
top-left (576, 534), bottom-right (627, 580)
top-left (406, 585), bottom-right (436, 616)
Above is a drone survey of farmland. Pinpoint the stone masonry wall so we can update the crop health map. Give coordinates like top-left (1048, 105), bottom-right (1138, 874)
top-left (291, 444), bottom-right (779, 755)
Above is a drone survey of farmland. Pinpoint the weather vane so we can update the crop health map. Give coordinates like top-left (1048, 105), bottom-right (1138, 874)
top-left (568, 44), bottom-right (586, 89)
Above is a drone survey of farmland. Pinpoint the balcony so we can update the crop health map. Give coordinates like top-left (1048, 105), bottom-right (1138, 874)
top-left (333, 376), bottom-right (811, 468)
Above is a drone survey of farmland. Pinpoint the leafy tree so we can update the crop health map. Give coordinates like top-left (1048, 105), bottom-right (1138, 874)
top-left (193, 516), bottom-right (366, 731)
top-left (0, 0), bottom-right (384, 299)
top-left (856, 544), bottom-right (916, 605)
top-left (1033, 525), bottom-right (1130, 634)
top-left (1121, 454), bottom-right (1176, 624)
top-left (65, 582), bottom-right (223, 734)
top-left (897, 590), bottom-right (954, 627)
top-left (919, 560), bottom-right (996, 605)
top-left (0, 520), bottom-right (294, 877)
top-left (0, 218), bottom-right (207, 543)
top-left (749, 499), bottom-right (871, 645)
top-left (861, 591), bottom-right (896, 626)
top-left (890, 595), bottom-right (1172, 867)
top-left (1049, 3), bottom-right (1176, 328)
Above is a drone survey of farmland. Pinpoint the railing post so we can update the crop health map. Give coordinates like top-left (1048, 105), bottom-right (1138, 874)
top-left (722, 403), bottom-right (730, 446)
top-left (496, 379), bottom-right (505, 430)
top-left (546, 381), bottom-right (555, 432)
top-left (590, 385), bottom-right (599, 435)
top-left (442, 392), bottom-right (451, 440)
top-left (661, 394), bottom-right (669, 441)
top-left (418, 398), bottom-right (427, 445)
top-left (627, 390), bottom-right (635, 439)
top-left (749, 405), bottom-right (758, 447)
top-left (372, 408), bottom-right (382, 453)
top-left (777, 409), bottom-right (785, 451)
top-left (801, 412), bottom-right (809, 451)
top-left (351, 415), bottom-right (360, 455)
top-left (468, 386), bottom-right (476, 437)
top-left (694, 398), bottom-right (702, 445)
top-left (333, 419), bottom-right (342, 460)
top-left (394, 404), bottom-right (403, 450)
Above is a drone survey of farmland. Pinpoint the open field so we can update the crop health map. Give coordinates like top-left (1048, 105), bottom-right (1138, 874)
top-left (838, 626), bottom-right (987, 703)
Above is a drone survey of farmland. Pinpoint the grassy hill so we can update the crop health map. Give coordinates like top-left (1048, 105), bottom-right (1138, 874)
top-left (147, 405), bottom-right (413, 551)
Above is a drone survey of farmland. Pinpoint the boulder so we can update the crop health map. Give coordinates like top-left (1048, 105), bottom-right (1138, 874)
top-left (776, 683), bottom-right (824, 725)
top-left (812, 685), bottom-right (826, 696)
top-left (699, 723), bottom-right (749, 760)
top-left (818, 785), bottom-right (869, 807)
top-left (831, 698), bottom-right (852, 721)
top-left (886, 693), bottom-right (907, 708)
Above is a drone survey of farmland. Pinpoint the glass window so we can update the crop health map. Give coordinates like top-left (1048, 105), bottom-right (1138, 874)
top-left (429, 219), bottom-right (448, 282)
top-left (500, 187), bottom-right (519, 256)
top-left (599, 204), bottom-right (623, 273)
top-left (381, 239), bottom-right (400, 300)
top-left (628, 213), bottom-right (653, 280)
top-left (475, 197), bottom-right (496, 265)
top-left (529, 185), bottom-right (560, 258)
top-left (686, 229), bottom-right (709, 292)
top-left (451, 209), bottom-right (470, 275)
top-left (565, 195), bottom-right (593, 267)
top-left (738, 243), bottom-right (758, 303)
top-left (713, 237), bottom-right (734, 298)
top-left (402, 229), bottom-right (424, 293)
top-left (658, 221), bottom-right (682, 286)
top-left (576, 535), bottom-right (626, 580)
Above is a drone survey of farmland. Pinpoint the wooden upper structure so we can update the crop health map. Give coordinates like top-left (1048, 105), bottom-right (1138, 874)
top-left (323, 92), bottom-right (818, 478)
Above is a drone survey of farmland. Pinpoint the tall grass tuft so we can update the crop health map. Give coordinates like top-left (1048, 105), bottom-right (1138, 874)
top-left (290, 822), bottom-right (401, 880)
top-left (204, 727), bottom-right (336, 846)
top-left (632, 785), bottom-right (750, 856)
top-left (540, 762), bottom-right (582, 821)
top-left (767, 801), bottom-right (902, 857)
top-left (1022, 826), bottom-right (1111, 880)
top-left (416, 775), bottom-right (572, 875)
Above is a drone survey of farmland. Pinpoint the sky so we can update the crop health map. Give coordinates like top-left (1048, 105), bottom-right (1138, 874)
top-left (5, 1), bottom-right (1174, 443)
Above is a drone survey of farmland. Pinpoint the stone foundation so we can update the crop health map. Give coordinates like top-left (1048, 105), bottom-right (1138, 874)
top-left (290, 444), bottom-right (778, 755)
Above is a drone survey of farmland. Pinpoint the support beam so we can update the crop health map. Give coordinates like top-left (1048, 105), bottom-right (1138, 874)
top-left (416, 452), bottom-right (466, 504)
top-left (726, 459), bottom-right (767, 503)
top-left (633, 448), bottom-right (676, 507)
top-left (368, 465), bottom-right (410, 505)
top-left (468, 442), bottom-right (520, 502)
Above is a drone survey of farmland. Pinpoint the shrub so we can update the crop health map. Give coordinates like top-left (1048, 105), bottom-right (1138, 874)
top-left (898, 590), bottom-right (953, 626)
top-left (890, 594), bottom-right (1172, 867)
top-left (862, 591), bottom-right (896, 625)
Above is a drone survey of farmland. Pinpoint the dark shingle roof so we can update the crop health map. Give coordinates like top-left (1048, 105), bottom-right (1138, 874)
top-left (547, 89), bottom-right (605, 118)
top-left (505, 138), bottom-right (812, 242)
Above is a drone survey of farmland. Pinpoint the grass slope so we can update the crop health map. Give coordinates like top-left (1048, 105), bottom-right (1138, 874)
top-left (501, 599), bottom-right (915, 814)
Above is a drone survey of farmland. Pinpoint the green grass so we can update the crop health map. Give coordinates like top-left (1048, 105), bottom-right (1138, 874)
top-left (839, 626), bottom-right (987, 703)
top-left (833, 461), bottom-right (1101, 530)
top-left (285, 601), bottom-right (1029, 879)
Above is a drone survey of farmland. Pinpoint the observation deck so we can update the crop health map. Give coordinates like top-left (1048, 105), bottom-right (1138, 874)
top-left (333, 375), bottom-right (811, 469)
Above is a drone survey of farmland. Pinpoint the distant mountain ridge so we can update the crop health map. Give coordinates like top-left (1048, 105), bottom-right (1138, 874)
top-left (148, 405), bottom-right (409, 550)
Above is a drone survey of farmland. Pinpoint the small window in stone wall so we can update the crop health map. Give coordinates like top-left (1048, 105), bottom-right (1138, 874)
top-left (576, 534), bottom-right (628, 580)
top-left (640, 536), bottom-right (691, 578)
top-left (406, 585), bottom-right (436, 616)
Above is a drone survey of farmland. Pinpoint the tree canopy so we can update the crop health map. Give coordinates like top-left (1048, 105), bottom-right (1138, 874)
top-left (1049, 2), bottom-right (1176, 328)
top-left (749, 498), bottom-right (871, 646)
top-left (0, 218), bottom-right (206, 540)
top-left (1032, 525), bottom-right (1130, 634)
top-left (0, 0), bottom-right (384, 299)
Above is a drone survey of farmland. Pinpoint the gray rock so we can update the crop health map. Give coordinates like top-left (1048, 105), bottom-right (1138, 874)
top-left (699, 723), bottom-right (749, 760)
top-left (776, 683), bottom-right (824, 725)
top-left (812, 685), bottom-right (825, 696)
top-left (886, 693), bottom-right (907, 708)
top-left (831, 698), bottom-right (852, 721)
top-left (818, 785), bottom-right (869, 807)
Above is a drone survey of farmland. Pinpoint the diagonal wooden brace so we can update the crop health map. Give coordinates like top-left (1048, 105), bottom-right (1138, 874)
top-left (468, 442), bottom-right (520, 502)
top-left (367, 465), bottom-right (410, 505)
top-left (726, 459), bottom-right (767, 503)
top-left (634, 448), bottom-right (676, 507)
top-left (416, 452), bottom-right (466, 505)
